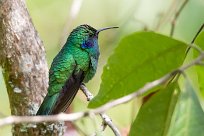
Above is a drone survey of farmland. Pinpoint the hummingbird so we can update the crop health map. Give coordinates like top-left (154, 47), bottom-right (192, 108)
top-left (36, 24), bottom-right (118, 115)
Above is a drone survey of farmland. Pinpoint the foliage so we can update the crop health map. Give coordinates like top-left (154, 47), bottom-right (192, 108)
top-left (90, 31), bottom-right (204, 135)
top-left (129, 82), bottom-right (180, 136)
top-left (89, 32), bottom-right (187, 108)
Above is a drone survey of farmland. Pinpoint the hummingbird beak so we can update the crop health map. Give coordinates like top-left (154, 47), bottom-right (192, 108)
top-left (96, 26), bottom-right (119, 35)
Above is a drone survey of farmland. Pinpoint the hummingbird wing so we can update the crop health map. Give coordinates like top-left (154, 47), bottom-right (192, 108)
top-left (50, 69), bottom-right (84, 114)
top-left (37, 54), bottom-right (82, 115)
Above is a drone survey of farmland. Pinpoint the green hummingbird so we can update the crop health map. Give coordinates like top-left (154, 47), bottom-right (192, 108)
top-left (36, 24), bottom-right (118, 115)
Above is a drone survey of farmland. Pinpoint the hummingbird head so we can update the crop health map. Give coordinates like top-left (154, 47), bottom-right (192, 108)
top-left (68, 24), bottom-right (118, 52)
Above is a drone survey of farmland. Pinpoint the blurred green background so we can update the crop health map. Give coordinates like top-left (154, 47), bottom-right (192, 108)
top-left (0, 0), bottom-right (204, 135)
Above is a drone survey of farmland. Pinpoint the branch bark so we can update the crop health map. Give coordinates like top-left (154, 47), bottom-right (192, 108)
top-left (0, 0), bottom-right (64, 135)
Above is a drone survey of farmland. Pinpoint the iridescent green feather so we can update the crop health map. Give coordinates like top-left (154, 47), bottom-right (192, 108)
top-left (48, 52), bottom-right (76, 95)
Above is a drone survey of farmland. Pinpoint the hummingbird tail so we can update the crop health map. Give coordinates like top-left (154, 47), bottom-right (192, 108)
top-left (36, 93), bottom-right (59, 115)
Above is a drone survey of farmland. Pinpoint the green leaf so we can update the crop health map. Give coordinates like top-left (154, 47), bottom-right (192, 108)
top-left (89, 32), bottom-right (187, 108)
top-left (194, 31), bottom-right (204, 97)
top-left (195, 31), bottom-right (204, 50)
top-left (168, 79), bottom-right (204, 136)
top-left (129, 82), bottom-right (180, 136)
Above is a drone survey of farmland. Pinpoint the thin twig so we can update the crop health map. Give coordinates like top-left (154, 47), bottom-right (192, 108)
top-left (170, 0), bottom-right (189, 37)
top-left (80, 84), bottom-right (121, 136)
top-left (196, 61), bottom-right (204, 66)
top-left (0, 112), bottom-right (86, 127)
top-left (191, 23), bottom-right (204, 44)
top-left (155, 0), bottom-right (179, 30)
top-left (80, 83), bottom-right (94, 100)
top-left (188, 44), bottom-right (204, 54)
top-left (185, 23), bottom-right (204, 55)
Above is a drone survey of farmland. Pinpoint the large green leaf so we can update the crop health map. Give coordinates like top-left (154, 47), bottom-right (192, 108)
top-left (89, 32), bottom-right (187, 108)
top-left (194, 31), bottom-right (204, 97)
top-left (168, 79), bottom-right (204, 136)
top-left (129, 82), bottom-right (180, 136)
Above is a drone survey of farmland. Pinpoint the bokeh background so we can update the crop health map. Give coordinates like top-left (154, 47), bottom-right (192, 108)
top-left (0, 0), bottom-right (204, 135)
